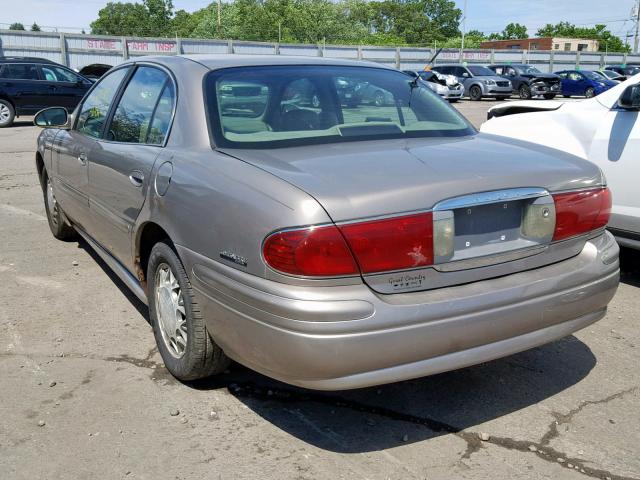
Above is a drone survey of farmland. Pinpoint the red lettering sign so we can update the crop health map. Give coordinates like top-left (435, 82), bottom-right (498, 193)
top-left (86, 39), bottom-right (117, 50)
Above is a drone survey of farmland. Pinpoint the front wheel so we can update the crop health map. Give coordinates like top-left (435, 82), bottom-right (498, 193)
top-left (468, 85), bottom-right (483, 101)
top-left (585, 87), bottom-right (595, 98)
top-left (519, 85), bottom-right (531, 99)
top-left (0, 99), bottom-right (15, 128)
top-left (42, 170), bottom-right (76, 240)
top-left (148, 241), bottom-right (230, 381)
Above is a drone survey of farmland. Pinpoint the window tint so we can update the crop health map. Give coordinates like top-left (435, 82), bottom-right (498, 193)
top-left (568, 72), bottom-right (583, 81)
top-left (41, 65), bottom-right (82, 83)
top-left (107, 66), bottom-right (170, 144)
top-left (147, 82), bottom-right (175, 145)
top-left (77, 67), bottom-right (129, 139)
top-left (207, 65), bottom-right (474, 149)
top-left (0, 63), bottom-right (39, 80)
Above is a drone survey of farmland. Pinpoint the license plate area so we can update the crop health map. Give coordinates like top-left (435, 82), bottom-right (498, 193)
top-left (433, 188), bottom-right (555, 265)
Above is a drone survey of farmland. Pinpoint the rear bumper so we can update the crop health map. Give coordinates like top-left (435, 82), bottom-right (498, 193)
top-left (178, 231), bottom-right (619, 390)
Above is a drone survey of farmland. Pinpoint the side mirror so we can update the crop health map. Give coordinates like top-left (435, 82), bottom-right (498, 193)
top-left (462, 72), bottom-right (470, 78)
top-left (618, 84), bottom-right (640, 110)
top-left (34, 107), bottom-right (69, 128)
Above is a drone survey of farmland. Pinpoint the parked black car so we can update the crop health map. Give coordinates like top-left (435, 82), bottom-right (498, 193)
top-left (488, 64), bottom-right (561, 100)
top-left (0, 56), bottom-right (92, 127)
top-left (78, 63), bottom-right (112, 81)
top-left (606, 65), bottom-right (640, 77)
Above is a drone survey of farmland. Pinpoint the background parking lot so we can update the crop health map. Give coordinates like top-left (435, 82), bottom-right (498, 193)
top-left (1, 101), bottom-right (639, 480)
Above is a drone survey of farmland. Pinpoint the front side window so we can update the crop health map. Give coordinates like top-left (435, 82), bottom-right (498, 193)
top-left (76, 67), bottom-right (129, 139)
top-left (205, 65), bottom-right (474, 149)
top-left (0, 63), bottom-right (39, 80)
top-left (41, 65), bottom-right (84, 83)
top-left (107, 66), bottom-right (171, 144)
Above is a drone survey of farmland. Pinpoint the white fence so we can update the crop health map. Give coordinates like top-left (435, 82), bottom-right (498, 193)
top-left (2, 29), bottom-right (638, 73)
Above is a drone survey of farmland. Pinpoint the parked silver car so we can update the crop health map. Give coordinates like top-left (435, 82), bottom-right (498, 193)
top-left (403, 70), bottom-right (464, 102)
top-left (432, 64), bottom-right (512, 101)
top-left (34, 55), bottom-right (619, 390)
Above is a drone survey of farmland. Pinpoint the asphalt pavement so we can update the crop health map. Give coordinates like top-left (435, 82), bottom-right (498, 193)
top-left (0, 103), bottom-right (638, 480)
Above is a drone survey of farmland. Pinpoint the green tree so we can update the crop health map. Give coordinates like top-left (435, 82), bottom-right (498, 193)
top-left (9, 22), bottom-right (25, 30)
top-left (501, 22), bottom-right (527, 39)
top-left (536, 21), bottom-right (629, 52)
top-left (30, 22), bottom-right (41, 32)
top-left (90, 2), bottom-right (150, 36)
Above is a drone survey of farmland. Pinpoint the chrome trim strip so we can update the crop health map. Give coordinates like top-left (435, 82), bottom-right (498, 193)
top-left (433, 187), bottom-right (549, 211)
top-left (433, 244), bottom-right (548, 272)
top-left (75, 227), bottom-right (148, 304)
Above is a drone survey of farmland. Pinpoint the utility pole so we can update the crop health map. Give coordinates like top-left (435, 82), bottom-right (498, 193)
top-left (460, 0), bottom-right (468, 61)
top-left (634, 0), bottom-right (640, 54)
top-left (217, 0), bottom-right (222, 38)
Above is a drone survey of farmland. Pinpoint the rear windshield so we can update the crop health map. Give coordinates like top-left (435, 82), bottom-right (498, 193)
top-left (467, 66), bottom-right (495, 77)
top-left (204, 65), bottom-right (474, 149)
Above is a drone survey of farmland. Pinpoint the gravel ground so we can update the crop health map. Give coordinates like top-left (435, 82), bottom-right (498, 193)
top-left (1, 104), bottom-right (639, 480)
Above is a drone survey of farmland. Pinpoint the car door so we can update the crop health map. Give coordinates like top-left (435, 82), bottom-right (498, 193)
top-left (39, 64), bottom-right (92, 110)
top-left (0, 63), bottom-right (47, 114)
top-left (88, 65), bottom-right (175, 265)
top-left (53, 67), bottom-right (130, 230)
top-left (569, 72), bottom-right (586, 96)
top-left (588, 92), bottom-right (639, 235)
top-left (505, 67), bottom-right (519, 90)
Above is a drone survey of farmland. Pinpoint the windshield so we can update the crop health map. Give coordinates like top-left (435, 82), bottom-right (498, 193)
top-left (205, 66), bottom-right (474, 149)
top-left (467, 66), bottom-right (496, 77)
top-left (583, 71), bottom-right (604, 81)
top-left (602, 70), bottom-right (618, 79)
top-left (517, 65), bottom-right (542, 75)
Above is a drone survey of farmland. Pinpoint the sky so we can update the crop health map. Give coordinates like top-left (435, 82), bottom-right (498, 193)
top-left (0, 0), bottom-right (636, 39)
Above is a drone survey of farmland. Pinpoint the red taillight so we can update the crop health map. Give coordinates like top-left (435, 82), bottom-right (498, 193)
top-left (263, 212), bottom-right (434, 277)
top-left (553, 187), bottom-right (611, 241)
top-left (339, 212), bottom-right (434, 274)
top-left (263, 225), bottom-right (359, 276)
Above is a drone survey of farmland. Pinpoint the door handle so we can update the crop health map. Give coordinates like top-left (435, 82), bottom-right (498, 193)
top-left (129, 172), bottom-right (144, 187)
top-left (77, 152), bottom-right (87, 165)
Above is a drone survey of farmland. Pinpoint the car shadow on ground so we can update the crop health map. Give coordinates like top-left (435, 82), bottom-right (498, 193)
top-left (190, 335), bottom-right (595, 454)
top-left (73, 234), bottom-right (603, 454)
top-left (75, 237), bottom-right (150, 322)
top-left (620, 247), bottom-right (640, 287)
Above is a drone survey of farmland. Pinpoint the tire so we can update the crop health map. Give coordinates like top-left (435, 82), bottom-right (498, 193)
top-left (41, 170), bottom-right (76, 240)
top-left (585, 87), bottom-right (595, 98)
top-left (148, 241), bottom-right (230, 381)
top-left (374, 90), bottom-right (385, 106)
top-left (563, 95), bottom-right (571, 98)
top-left (544, 94), bottom-right (556, 100)
top-left (468, 85), bottom-right (483, 101)
top-left (0, 99), bottom-right (15, 128)
top-left (519, 85), bottom-right (531, 100)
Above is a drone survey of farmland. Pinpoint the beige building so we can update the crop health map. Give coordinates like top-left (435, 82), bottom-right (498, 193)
top-left (480, 37), bottom-right (600, 52)
top-left (551, 37), bottom-right (600, 52)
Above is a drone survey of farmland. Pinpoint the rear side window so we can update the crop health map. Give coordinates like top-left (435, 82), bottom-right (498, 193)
top-left (77, 67), bottom-right (129, 139)
top-left (0, 63), bottom-right (39, 80)
top-left (107, 66), bottom-right (173, 144)
top-left (41, 65), bottom-right (83, 83)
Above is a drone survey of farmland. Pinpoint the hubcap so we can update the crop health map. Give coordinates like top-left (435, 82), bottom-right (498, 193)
top-left (155, 263), bottom-right (187, 359)
top-left (0, 104), bottom-right (10, 123)
top-left (46, 177), bottom-right (59, 228)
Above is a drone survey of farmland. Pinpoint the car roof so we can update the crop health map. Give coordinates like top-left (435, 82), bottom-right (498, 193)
top-left (0, 56), bottom-right (58, 64)
top-left (120, 54), bottom-right (394, 71)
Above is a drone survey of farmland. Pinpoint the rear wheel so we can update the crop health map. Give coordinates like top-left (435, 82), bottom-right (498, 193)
top-left (563, 94), bottom-right (571, 98)
top-left (0, 99), bottom-right (15, 128)
top-left (585, 87), bottom-right (595, 98)
top-left (519, 85), bottom-right (531, 99)
top-left (468, 85), bottom-right (482, 101)
top-left (41, 170), bottom-right (76, 240)
top-left (148, 241), bottom-right (230, 381)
